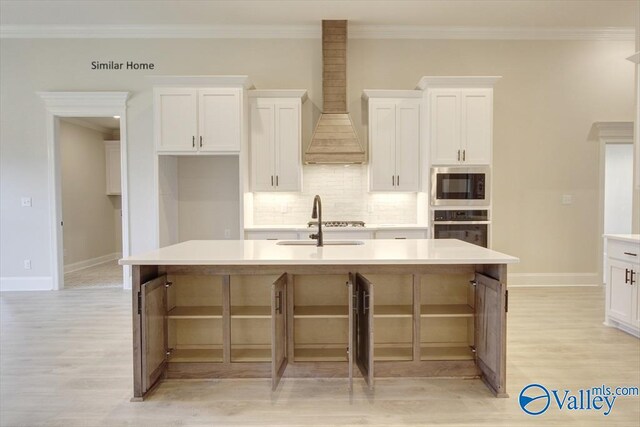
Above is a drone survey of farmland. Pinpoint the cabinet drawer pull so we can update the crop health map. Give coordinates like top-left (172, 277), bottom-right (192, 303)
top-left (623, 252), bottom-right (637, 257)
top-left (199, 136), bottom-right (203, 147)
top-left (463, 150), bottom-right (466, 161)
top-left (397, 175), bottom-right (400, 186)
top-left (192, 136), bottom-right (195, 148)
top-left (392, 175), bottom-right (395, 186)
top-left (457, 150), bottom-right (460, 161)
top-left (271, 176), bottom-right (274, 186)
top-left (276, 175), bottom-right (279, 186)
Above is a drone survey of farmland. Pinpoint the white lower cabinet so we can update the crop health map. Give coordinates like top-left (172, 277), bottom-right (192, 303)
top-left (604, 236), bottom-right (640, 337)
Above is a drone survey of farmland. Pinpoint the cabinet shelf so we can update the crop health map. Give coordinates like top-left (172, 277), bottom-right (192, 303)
top-left (231, 306), bottom-right (271, 318)
top-left (294, 305), bottom-right (348, 318)
top-left (420, 345), bottom-right (474, 361)
top-left (420, 304), bottom-right (473, 318)
top-left (169, 348), bottom-right (223, 363)
top-left (167, 306), bottom-right (223, 319)
top-left (374, 345), bottom-right (413, 361)
top-left (294, 347), bottom-right (348, 362)
top-left (231, 347), bottom-right (271, 362)
top-left (374, 305), bottom-right (413, 318)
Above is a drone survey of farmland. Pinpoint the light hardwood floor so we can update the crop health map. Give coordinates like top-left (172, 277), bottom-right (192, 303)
top-left (1, 286), bottom-right (639, 426)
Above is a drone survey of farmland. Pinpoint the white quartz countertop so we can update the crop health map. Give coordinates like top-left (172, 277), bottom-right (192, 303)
top-left (245, 224), bottom-right (429, 232)
top-left (604, 234), bottom-right (640, 244)
top-left (120, 239), bottom-right (519, 266)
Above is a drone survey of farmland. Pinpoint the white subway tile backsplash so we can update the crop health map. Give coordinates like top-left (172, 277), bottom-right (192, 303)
top-left (252, 165), bottom-right (417, 225)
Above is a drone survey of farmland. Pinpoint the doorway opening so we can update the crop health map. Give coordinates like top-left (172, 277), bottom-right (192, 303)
top-left (40, 92), bottom-right (130, 290)
top-left (59, 117), bottom-right (123, 289)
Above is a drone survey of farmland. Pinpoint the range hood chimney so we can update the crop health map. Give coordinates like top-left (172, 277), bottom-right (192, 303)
top-left (305, 20), bottom-right (365, 164)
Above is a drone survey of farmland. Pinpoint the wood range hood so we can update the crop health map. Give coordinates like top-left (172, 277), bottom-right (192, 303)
top-left (305, 20), bottom-right (365, 164)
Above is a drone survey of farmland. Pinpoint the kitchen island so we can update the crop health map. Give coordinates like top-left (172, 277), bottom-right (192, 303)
top-left (120, 239), bottom-right (518, 400)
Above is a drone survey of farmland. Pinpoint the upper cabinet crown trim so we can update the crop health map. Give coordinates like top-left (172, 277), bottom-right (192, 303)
top-left (416, 76), bottom-right (502, 90)
top-left (249, 90), bottom-right (308, 102)
top-left (361, 90), bottom-right (422, 101)
top-left (148, 75), bottom-right (253, 89)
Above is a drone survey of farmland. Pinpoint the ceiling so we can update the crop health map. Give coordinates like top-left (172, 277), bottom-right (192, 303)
top-left (0, 0), bottom-right (637, 28)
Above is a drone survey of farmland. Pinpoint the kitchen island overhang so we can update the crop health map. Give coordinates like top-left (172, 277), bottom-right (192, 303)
top-left (120, 239), bottom-right (519, 401)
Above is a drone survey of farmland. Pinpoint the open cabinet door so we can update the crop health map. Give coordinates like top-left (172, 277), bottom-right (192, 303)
top-left (140, 275), bottom-right (167, 393)
top-left (271, 273), bottom-right (288, 390)
top-left (348, 273), bottom-right (355, 391)
top-left (355, 273), bottom-right (374, 389)
top-left (474, 272), bottom-right (507, 397)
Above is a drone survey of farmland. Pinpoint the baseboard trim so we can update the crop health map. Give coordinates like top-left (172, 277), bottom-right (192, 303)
top-left (64, 252), bottom-right (122, 274)
top-left (0, 276), bottom-right (54, 291)
top-left (508, 272), bottom-right (601, 287)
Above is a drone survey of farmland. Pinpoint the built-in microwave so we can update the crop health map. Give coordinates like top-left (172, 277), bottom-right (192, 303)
top-left (431, 166), bottom-right (490, 206)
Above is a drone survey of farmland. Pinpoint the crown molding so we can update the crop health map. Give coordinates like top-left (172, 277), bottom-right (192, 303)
top-left (594, 121), bottom-right (634, 139)
top-left (1, 24), bottom-right (635, 41)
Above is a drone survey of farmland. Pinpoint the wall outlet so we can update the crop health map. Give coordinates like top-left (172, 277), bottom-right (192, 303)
top-left (561, 194), bottom-right (573, 205)
top-left (21, 197), bottom-right (32, 207)
top-left (23, 259), bottom-right (31, 270)
top-left (224, 229), bottom-right (231, 238)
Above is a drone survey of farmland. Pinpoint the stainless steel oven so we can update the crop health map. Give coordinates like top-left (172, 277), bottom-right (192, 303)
top-left (431, 166), bottom-right (490, 206)
top-left (432, 209), bottom-right (490, 248)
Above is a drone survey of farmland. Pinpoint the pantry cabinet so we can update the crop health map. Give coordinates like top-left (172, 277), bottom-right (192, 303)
top-left (363, 91), bottom-right (421, 192)
top-left (154, 87), bottom-right (242, 154)
top-left (417, 77), bottom-right (500, 166)
top-left (604, 235), bottom-right (640, 337)
top-left (249, 91), bottom-right (306, 192)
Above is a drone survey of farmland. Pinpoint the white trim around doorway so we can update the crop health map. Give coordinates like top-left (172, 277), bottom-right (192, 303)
top-left (39, 91), bottom-right (131, 290)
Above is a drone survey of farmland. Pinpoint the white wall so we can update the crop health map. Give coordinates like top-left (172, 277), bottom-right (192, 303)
top-left (0, 37), bottom-right (635, 288)
top-left (59, 120), bottom-right (119, 268)
top-left (252, 165), bottom-right (417, 225)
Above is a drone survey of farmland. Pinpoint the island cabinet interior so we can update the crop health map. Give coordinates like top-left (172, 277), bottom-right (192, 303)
top-left (133, 264), bottom-right (507, 400)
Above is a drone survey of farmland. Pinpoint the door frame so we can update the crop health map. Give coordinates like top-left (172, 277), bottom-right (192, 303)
top-left (595, 122), bottom-right (634, 284)
top-left (39, 91), bottom-right (131, 290)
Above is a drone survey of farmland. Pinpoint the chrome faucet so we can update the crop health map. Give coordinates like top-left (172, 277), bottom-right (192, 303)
top-left (309, 195), bottom-right (323, 247)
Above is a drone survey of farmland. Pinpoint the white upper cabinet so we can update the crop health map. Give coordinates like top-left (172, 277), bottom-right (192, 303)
top-left (364, 91), bottom-right (421, 192)
top-left (154, 82), bottom-right (245, 154)
top-left (250, 90), bottom-right (306, 192)
top-left (429, 88), bottom-right (492, 165)
top-left (418, 76), bottom-right (500, 166)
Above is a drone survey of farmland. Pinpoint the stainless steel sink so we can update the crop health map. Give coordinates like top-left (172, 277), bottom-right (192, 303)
top-left (276, 240), bottom-right (364, 246)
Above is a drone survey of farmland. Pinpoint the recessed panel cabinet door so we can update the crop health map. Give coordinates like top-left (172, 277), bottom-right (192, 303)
top-left (155, 89), bottom-right (198, 152)
top-left (199, 89), bottom-right (241, 152)
top-left (250, 102), bottom-right (275, 191)
top-left (461, 89), bottom-right (492, 165)
top-left (430, 89), bottom-right (461, 165)
top-left (355, 273), bottom-right (374, 389)
top-left (271, 273), bottom-right (288, 390)
top-left (395, 100), bottom-right (420, 191)
top-left (608, 260), bottom-right (634, 324)
top-left (369, 102), bottom-right (397, 191)
top-left (274, 103), bottom-right (301, 191)
top-left (140, 275), bottom-right (167, 393)
top-left (474, 273), bottom-right (507, 397)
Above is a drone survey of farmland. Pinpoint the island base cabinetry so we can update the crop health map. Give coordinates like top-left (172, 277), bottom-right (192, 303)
top-left (132, 264), bottom-right (508, 400)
